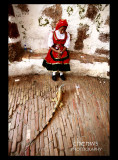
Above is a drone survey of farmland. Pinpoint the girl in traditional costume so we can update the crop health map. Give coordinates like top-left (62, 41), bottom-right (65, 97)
top-left (42, 19), bottom-right (70, 81)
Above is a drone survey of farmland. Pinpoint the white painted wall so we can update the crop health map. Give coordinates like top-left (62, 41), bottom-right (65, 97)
top-left (13, 4), bottom-right (54, 53)
top-left (13, 4), bottom-right (109, 55)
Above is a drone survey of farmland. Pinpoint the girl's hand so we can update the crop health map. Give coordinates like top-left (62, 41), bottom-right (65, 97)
top-left (57, 50), bottom-right (62, 58)
top-left (57, 50), bottom-right (62, 54)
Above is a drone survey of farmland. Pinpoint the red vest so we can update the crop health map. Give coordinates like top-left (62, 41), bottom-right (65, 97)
top-left (52, 31), bottom-right (67, 51)
top-left (45, 31), bottom-right (70, 64)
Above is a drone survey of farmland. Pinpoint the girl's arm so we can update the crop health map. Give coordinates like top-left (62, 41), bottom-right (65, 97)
top-left (61, 47), bottom-right (67, 54)
top-left (49, 47), bottom-right (62, 54)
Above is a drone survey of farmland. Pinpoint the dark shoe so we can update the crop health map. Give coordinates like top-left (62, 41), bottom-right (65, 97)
top-left (60, 74), bottom-right (66, 81)
top-left (52, 75), bottom-right (57, 81)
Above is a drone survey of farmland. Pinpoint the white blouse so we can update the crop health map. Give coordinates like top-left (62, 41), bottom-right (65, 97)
top-left (48, 30), bottom-right (70, 49)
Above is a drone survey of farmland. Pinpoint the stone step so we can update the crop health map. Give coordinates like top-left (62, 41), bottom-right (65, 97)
top-left (9, 52), bottom-right (109, 79)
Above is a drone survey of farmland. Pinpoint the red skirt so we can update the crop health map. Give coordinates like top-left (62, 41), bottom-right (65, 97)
top-left (42, 49), bottom-right (70, 71)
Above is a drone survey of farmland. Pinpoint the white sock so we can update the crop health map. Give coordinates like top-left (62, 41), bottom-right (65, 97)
top-left (52, 71), bottom-right (56, 76)
top-left (59, 71), bottom-right (63, 76)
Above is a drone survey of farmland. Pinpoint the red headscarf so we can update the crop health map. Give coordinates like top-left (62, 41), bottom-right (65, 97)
top-left (55, 19), bottom-right (68, 30)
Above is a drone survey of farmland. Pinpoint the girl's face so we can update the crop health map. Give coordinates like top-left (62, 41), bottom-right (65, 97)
top-left (59, 26), bottom-right (67, 34)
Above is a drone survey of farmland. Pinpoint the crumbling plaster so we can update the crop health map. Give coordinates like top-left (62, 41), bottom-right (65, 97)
top-left (13, 4), bottom-right (54, 53)
top-left (12, 4), bottom-right (109, 55)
